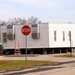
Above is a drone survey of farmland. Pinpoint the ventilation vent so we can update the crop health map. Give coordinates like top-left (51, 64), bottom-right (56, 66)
top-left (7, 34), bottom-right (15, 40)
top-left (31, 24), bottom-right (40, 39)
top-left (32, 33), bottom-right (40, 39)
top-left (7, 25), bottom-right (15, 40)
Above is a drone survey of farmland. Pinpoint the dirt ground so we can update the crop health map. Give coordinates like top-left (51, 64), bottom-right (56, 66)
top-left (0, 54), bottom-right (75, 62)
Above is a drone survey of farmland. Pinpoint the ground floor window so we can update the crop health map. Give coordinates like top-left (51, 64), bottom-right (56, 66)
top-left (3, 33), bottom-right (7, 43)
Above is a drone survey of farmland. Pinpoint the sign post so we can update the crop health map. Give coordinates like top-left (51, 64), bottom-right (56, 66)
top-left (21, 25), bottom-right (31, 63)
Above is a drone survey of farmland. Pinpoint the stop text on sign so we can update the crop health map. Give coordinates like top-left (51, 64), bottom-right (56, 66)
top-left (21, 25), bottom-right (31, 36)
top-left (21, 28), bottom-right (30, 32)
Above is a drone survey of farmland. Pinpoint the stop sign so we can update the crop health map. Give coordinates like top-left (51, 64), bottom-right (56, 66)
top-left (21, 25), bottom-right (31, 36)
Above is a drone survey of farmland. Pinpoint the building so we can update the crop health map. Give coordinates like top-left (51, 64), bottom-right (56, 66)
top-left (0, 23), bottom-right (75, 54)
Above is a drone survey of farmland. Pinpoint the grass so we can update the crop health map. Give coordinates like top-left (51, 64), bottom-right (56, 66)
top-left (0, 60), bottom-right (56, 71)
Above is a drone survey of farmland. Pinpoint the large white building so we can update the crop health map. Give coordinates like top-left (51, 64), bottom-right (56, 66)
top-left (0, 23), bottom-right (75, 54)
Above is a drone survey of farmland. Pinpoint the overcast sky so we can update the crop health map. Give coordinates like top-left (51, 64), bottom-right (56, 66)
top-left (0, 0), bottom-right (75, 23)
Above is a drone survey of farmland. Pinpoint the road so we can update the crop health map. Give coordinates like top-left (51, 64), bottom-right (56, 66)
top-left (0, 54), bottom-right (75, 75)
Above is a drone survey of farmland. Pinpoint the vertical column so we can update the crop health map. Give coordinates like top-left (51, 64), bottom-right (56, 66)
top-left (30, 50), bottom-right (33, 54)
top-left (59, 49), bottom-right (61, 54)
top-left (43, 49), bottom-right (47, 54)
top-left (52, 49), bottom-right (54, 54)
top-left (73, 49), bottom-right (75, 56)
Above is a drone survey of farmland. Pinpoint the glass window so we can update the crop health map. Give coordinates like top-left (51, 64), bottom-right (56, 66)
top-left (63, 31), bottom-right (65, 41)
top-left (3, 33), bottom-right (7, 37)
top-left (69, 31), bottom-right (71, 41)
top-left (3, 33), bottom-right (7, 43)
top-left (54, 31), bottom-right (56, 41)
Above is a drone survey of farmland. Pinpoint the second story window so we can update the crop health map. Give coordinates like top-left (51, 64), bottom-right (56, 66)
top-left (3, 33), bottom-right (7, 43)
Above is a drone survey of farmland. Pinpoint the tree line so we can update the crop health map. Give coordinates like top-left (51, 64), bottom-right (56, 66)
top-left (0, 16), bottom-right (41, 25)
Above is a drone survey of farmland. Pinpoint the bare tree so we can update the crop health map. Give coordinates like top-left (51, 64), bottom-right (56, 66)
top-left (0, 21), bottom-right (7, 25)
top-left (0, 16), bottom-right (41, 25)
top-left (22, 18), bottom-right (27, 24)
top-left (8, 17), bottom-right (27, 25)
top-left (27, 16), bottom-right (41, 24)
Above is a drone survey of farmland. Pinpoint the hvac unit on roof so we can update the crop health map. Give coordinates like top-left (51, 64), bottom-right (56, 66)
top-left (7, 25), bottom-right (15, 40)
top-left (31, 24), bottom-right (40, 39)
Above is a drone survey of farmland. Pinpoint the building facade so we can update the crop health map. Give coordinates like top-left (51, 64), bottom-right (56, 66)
top-left (0, 23), bottom-right (75, 54)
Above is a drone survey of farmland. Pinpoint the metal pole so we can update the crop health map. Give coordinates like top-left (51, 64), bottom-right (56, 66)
top-left (25, 36), bottom-right (27, 63)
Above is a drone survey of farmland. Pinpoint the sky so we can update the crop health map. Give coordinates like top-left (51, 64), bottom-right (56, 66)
top-left (0, 0), bottom-right (75, 23)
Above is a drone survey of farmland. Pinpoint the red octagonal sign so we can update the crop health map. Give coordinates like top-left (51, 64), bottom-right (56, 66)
top-left (21, 25), bottom-right (31, 36)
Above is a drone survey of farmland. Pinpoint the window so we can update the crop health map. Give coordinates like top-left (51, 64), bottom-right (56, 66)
top-left (54, 31), bottom-right (56, 41)
top-left (63, 31), bottom-right (65, 41)
top-left (69, 31), bottom-right (71, 41)
top-left (3, 33), bottom-right (7, 43)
